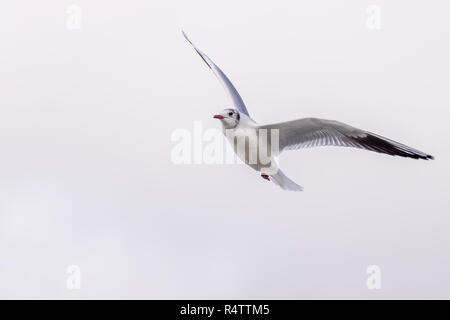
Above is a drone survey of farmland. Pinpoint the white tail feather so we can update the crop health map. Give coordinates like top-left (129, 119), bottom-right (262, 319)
top-left (270, 169), bottom-right (303, 191)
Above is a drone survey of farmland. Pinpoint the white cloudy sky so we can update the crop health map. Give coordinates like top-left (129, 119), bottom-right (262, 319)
top-left (0, 0), bottom-right (449, 299)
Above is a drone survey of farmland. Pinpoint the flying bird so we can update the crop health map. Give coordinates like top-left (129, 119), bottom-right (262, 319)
top-left (182, 31), bottom-right (434, 191)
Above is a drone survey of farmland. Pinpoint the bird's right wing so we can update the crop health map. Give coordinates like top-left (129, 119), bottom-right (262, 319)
top-left (182, 31), bottom-right (251, 118)
top-left (261, 118), bottom-right (434, 160)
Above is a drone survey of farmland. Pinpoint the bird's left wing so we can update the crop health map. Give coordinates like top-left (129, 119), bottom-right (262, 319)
top-left (261, 118), bottom-right (434, 160)
top-left (182, 31), bottom-right (251, 118)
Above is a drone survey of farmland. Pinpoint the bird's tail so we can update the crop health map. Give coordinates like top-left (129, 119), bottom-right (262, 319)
top-left (270, 169), bottom-right (303, 191)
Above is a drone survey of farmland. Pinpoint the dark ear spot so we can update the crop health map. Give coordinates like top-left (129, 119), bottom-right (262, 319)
top-left (236, 112), bottom-right (240, 121)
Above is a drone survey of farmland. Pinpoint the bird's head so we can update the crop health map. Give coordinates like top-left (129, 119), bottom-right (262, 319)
top-left (213, 108), bottom-right (240, 129)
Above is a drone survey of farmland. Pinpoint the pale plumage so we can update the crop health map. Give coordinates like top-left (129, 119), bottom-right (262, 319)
top-left (183, 32), bottom-right (433, 191)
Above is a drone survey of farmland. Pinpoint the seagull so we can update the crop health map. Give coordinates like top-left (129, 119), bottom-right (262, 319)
top-left (182, 31), bottom-right (434, 191)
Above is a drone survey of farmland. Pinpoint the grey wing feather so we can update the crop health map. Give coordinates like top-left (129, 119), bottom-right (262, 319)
top-left (182, 31), bottom-right (251, 118)
top-left (261, 118), bottom-right (434, 160)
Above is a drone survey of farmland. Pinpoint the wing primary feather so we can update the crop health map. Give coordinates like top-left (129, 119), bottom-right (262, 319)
top-left (261, 117), bottom-right (434, 160)
top-left (182, 31), bottom-right (252, 118)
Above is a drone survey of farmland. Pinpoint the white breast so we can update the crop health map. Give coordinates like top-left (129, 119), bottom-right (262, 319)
top-left (224, 126), bottom-right (278, 174)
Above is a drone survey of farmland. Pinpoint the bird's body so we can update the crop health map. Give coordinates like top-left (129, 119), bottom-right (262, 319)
top-left (183, 31), bottom-right (433, 191)
top-left (225, 122), bottom-right (278, 173)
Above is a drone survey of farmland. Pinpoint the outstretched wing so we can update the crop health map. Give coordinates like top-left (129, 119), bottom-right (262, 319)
top-left (182, 31), bottom-right (251, 118)
top-left (261, 118), bottom-right (434, 160)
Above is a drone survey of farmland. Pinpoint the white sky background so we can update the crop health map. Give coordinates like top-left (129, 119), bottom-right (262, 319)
top-left (0, 0), bottom-right (449, 298)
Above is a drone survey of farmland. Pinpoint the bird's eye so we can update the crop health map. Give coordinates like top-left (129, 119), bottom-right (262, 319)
top-left (228, 112), bottom-right (233, 116)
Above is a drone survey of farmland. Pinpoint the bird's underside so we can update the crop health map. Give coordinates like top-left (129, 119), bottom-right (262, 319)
top-left (183, 31), bottom-right (434, 191)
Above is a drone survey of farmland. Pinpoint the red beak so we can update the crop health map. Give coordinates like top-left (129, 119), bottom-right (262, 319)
top-left (213, 114), bottom-right (224, 119)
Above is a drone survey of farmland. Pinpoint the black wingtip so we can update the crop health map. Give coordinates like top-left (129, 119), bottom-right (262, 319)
top-left (354, 133), bottom-right (434, 161)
